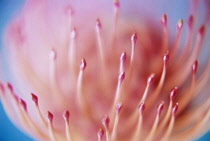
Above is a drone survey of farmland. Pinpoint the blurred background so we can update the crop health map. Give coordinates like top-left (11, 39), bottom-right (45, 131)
top-left (0, 0), bottom-right (209, 141)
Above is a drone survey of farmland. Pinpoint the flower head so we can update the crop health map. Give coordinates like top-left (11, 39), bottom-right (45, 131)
top-left (0, 0), bottom-right (210, 141)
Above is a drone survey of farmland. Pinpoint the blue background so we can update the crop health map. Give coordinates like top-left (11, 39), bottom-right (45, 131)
top-left (0, 0), bottom-right (209, 141)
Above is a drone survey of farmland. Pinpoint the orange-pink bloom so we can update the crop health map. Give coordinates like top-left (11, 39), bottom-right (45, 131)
top-left (0, 0), bottom-right (209, 141)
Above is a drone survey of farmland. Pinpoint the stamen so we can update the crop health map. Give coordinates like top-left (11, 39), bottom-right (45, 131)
top-left (97, 128), bottom-right (104, 141)
top-left (119, 52), bottom-right (126, 73)
top-left (0, 83), bottom-right (17, 123)
top-left (147, 53), bottom-right (169, 108)
top-left (77, 58), bottom-right (86, 108)
top-left (158, 87), bottom-right (177, 132)
top-left (132, 102), bottom-right (145, 141)
top-left (192, 60), bottom-right (198, 84)
top-left (146, 102), bottom-right (164, 141)
top-left (139, 73), bottom-right (155, 105)
top-left (6, 83), bottom-right (19, 104)
top-left (160, 103), bottom-right (178, 141)
top-left (161, 14), bottom-right (168, 52)
top-left (125, 73), bottom-right (155, 129)
top-left (113, 71), bottom-right (125, 108)
top-left (19, 98), bottom-right (27, 112)
top-left (130, 33), bottom-right (137, 66)
top-left (31, 93), bottom-right (47, 127)
top-left (111, 102), bottom-right (123, 140)
top-left (19, 98), bottom-right (46, 139)
top-left (63, 110), bottom-right (73, 141)
top-left (102, 115), bottom-right (110, 141)
top-left (47, 111), bottom-right (57, 141)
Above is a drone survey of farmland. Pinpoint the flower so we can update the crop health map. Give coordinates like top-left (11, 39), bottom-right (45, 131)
top-left (0, 0), bottom-right (209, 141)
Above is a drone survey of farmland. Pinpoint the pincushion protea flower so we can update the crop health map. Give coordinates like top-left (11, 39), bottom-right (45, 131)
top-left (0, 0), bottom-right (210, 141)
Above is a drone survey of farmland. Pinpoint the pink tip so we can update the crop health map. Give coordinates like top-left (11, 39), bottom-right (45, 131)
top-left (19, 99), bottom-right (27, 112)
top-left (118, 71), bottom-right (125, 84)
top-left (50, 49), bottom-right (56, 60)
top-left (114, 0), bottom-right (120, 8)
top-left (102, 115), bottom-right (110, 129)
top-left (188, 15), bottom-right (194, 29)
top-left (172, 103), bottom-right (178, 116)
top-left (170, 87), bottom-right (177, 101)
top-left (96, 19), bottom-right (102, 30)
top-left (120, 52), bottom-right (126, 62)
top-left (147, 73), bottom-right (155, 86)
top-left (163, 52), bottom-right (169, 64)
top-left (31, 93), bottom-right (38, 105)
top-left (80, 58), bottom-right (87, 71)
top-left (63, 110), bottom-right (70, 122)
top-left (192, 60), bottom-right (198, 74)
top-left (177, 19), bottom-right (183, 29)
top-left (7, 82), bottom-right (13, 93)
top-left (71, 28), bottom-right (77, 39)
top-left (65, 5), bottom-right (73, 16)
top-left (116, 102), bottom-right (123, 114)
top-left (161, 14), bottom-right (167, 25)
top-left (157, 101), bottom-right (164, 115)
top-left (131, 33), bottom-right (137, 44)
top-left (97, 128), bottom-right (104, 140)
top-left (198, 25), bottom-right (205, 36)
top-left (139, 102), bottom-right (145, 114)
top-left (0, 83), bottom-right (5, 94)
top-left (47, 111), bottom-right (53, 123)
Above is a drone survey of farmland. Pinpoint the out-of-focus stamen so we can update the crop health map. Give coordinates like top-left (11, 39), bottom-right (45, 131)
top-left (65, 5), bottom-right (73, 33)
top-left (68, 28), bottom-right (77, 74)
top-left (177, 60), bottom-right (198, 114)
top-left (97, 128), bottom-right (104, 141)
top-left (49, 49), bottom-right (57, 87)
top-left (102, 115), bottom-right (110, 141)
top-left (176, 108), bottom-right (210, 140)
top-left (161, 14), bottom-right (168, 53)
top-left (112, 0), bottom-right (120, 45)
top-left (160, 103), bottom-right (178, 141)
top-left (158, 87), bottom-right (177, 132)
top-left (178, 15), bottom-right (194, 62)
top-left (96, 19), bottom-right (105, 63)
